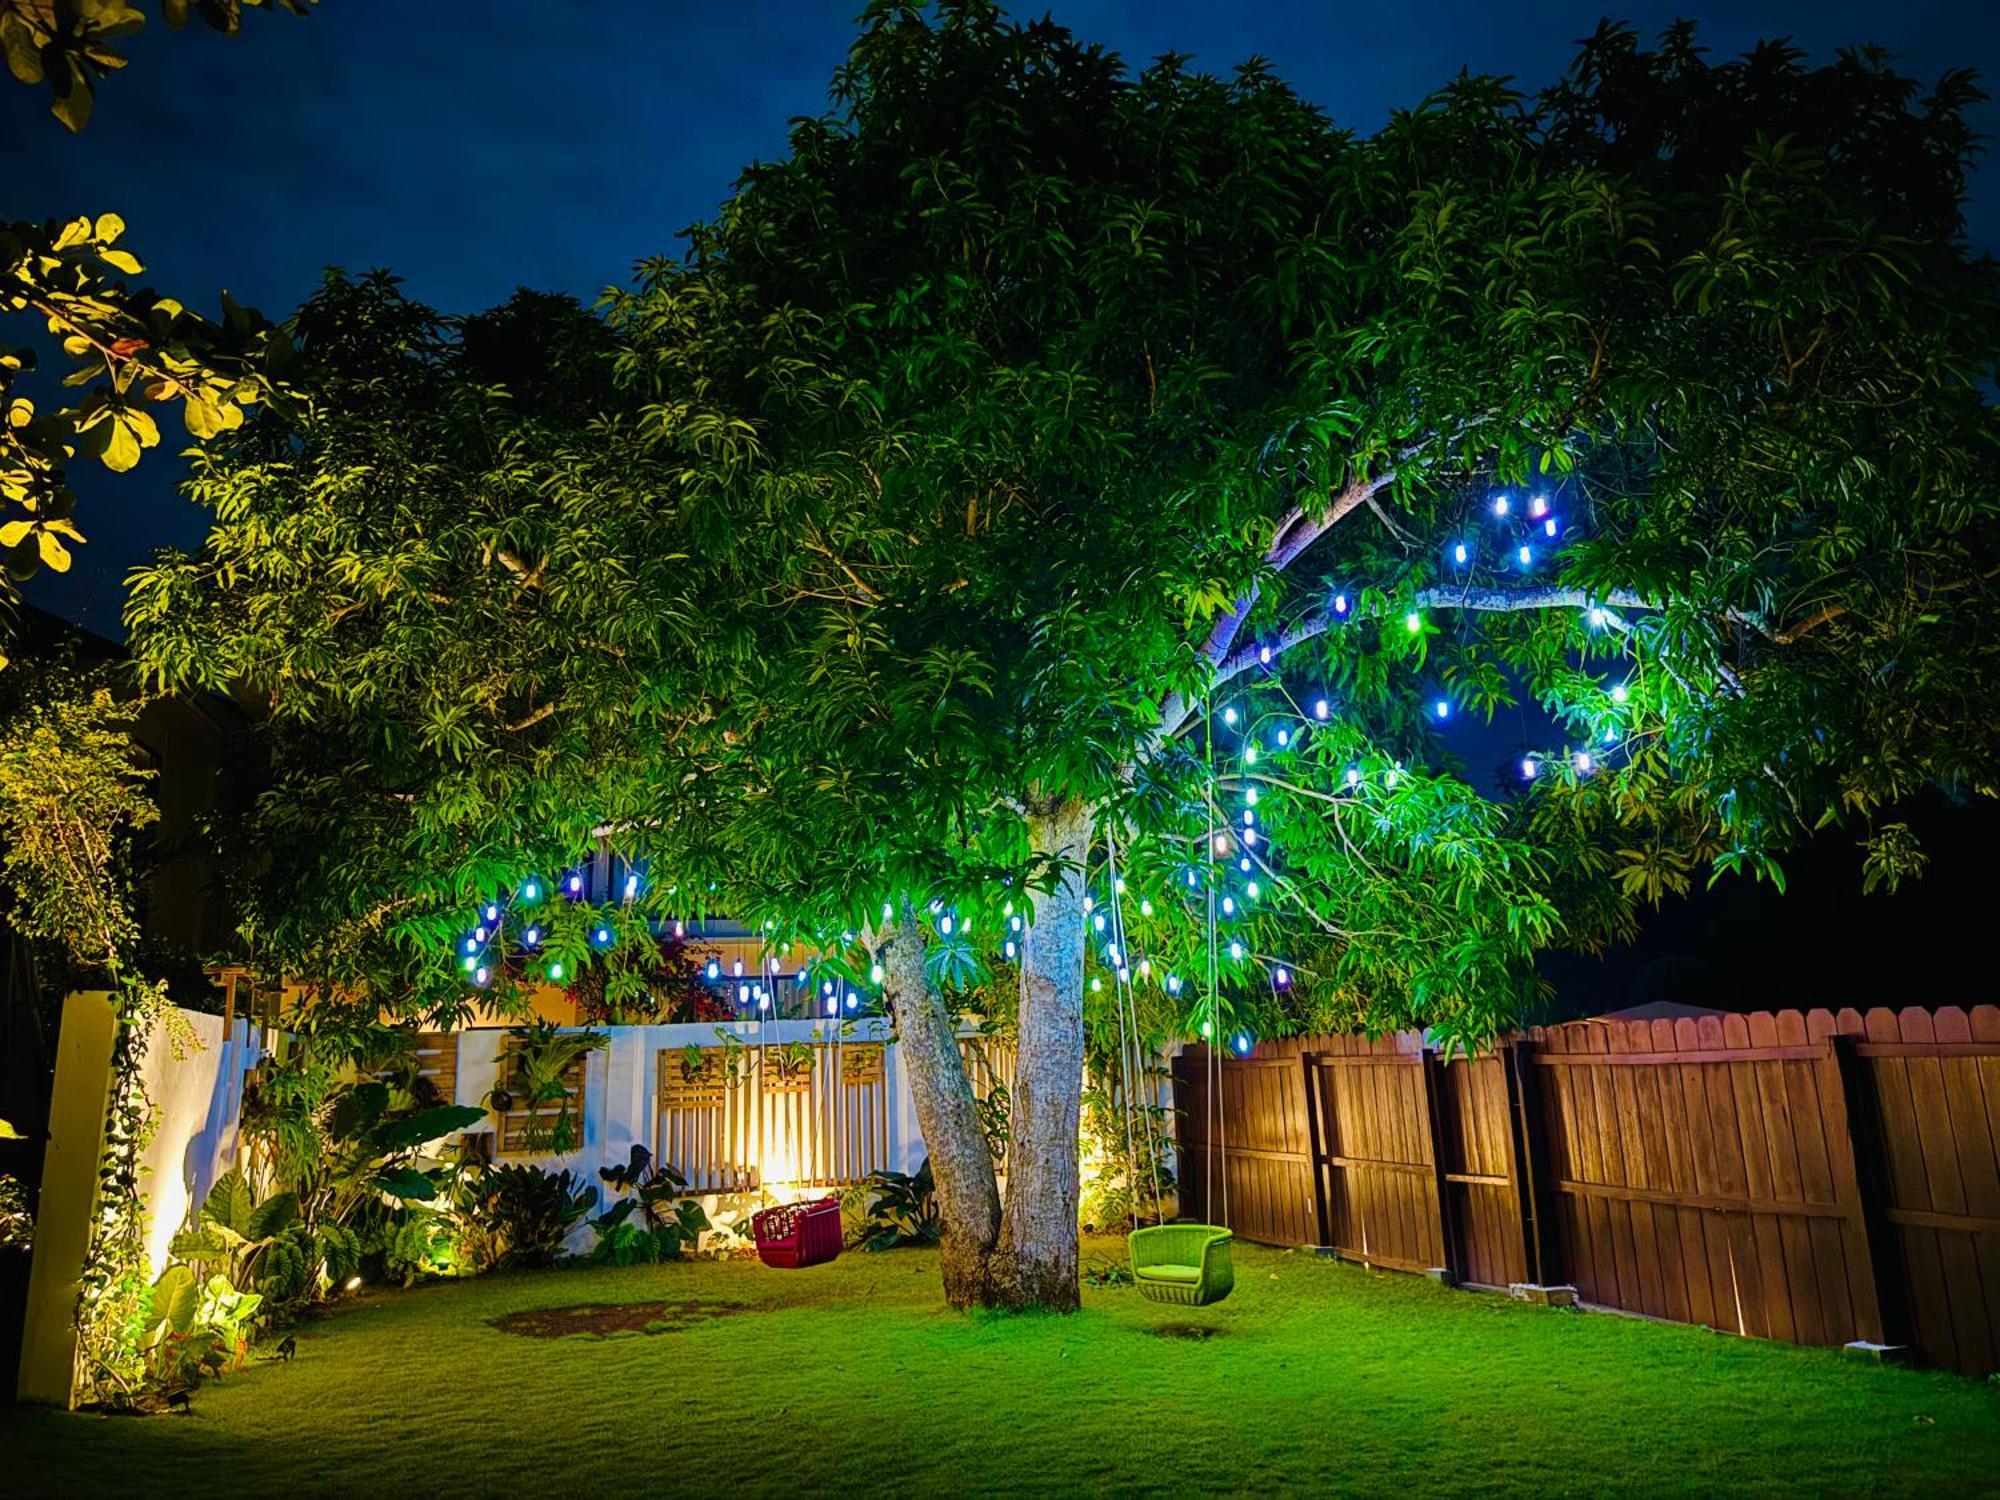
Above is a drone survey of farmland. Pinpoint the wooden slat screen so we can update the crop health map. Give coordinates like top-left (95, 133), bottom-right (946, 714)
top-left (654, 1039), bottom-right (892, 1193)
top-left (494, 1041), bottom-right (589, 1157)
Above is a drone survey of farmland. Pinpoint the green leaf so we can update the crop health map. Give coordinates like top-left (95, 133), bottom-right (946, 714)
top-left (246, 1189), bottom-right (299, 1241)
top-left (200, 1168), bottom-right (256, 1238)
top-left (151, 1263), bottom-right (198, 1334)
top-left (371, 1167), bottom-right (436, 1202)
top-left (369, 1104), bottom-right (487, 1152)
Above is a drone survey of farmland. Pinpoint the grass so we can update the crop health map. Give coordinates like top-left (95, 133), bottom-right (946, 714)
top-left (7, 1238), bottom-right (1998, 1497)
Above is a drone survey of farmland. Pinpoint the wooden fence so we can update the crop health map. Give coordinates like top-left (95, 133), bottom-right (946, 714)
top-left (1173, 1007), bottom-right (2000, 1376)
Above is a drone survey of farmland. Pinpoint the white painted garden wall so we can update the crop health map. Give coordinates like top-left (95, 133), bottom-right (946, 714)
top-left (137, 1008), bottom-right (264, 1276)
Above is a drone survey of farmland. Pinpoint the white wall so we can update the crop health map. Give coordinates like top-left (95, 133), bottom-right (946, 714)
top-left (137, 1010), bottom-right (263, 1277)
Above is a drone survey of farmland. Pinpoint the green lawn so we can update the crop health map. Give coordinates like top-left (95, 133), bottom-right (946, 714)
top-left (7, 1238), bottom-right (1997, 1497)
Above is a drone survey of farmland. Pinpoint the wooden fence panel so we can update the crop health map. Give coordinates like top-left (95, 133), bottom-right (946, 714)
top-left (1171, 1006), bottom-right (2000, 1376)
top-left (655, 1041), bottom-right (892, 1192)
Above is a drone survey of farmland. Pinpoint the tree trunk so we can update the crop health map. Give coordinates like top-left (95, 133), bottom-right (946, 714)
top-left (880, 905), bottom-right (1001, 1308)
top-left (988, 794), bottom-right (1092, 1311)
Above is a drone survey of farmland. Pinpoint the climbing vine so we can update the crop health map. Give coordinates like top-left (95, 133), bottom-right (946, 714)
top-left (0, 664), bottom-right (174, 1402)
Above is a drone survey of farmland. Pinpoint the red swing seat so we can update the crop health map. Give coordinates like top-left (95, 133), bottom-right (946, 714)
top-left (752, 1194), bottom-right (843, 1269)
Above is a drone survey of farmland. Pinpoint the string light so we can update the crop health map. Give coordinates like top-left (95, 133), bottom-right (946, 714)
top-left (566, 873), bottom-right (583, 895)
top-left (1243, 829), bottom-right (1257, 846)
top-left (549, 961), bottom-right (564, 981)
top-left (1574, 751), bottom-right (1594, 775)
top-left (1517, 545), bottom-right (1533, 568)
top-left (484, 904), bottom-right (499, 922)
top-left (1238, 857), bottom-right (1252, 873)
top-left (1232, 1031), bottom-right (1253, 1056)
top-left (706, 960), bottom-right (721, 981)
top-left (1333, 593), bottom-right (1350, 616)
top-left (522, 880), bottom-right (540, 901)
top-left (1093, 913), bottom-right (1107, 932)
top-left (1166, 975), bottom-right (1183, 995)
top-left (1529, 494), bottom-right (1549, 519)
top-left (939, 914), bottom-right (954, 935)
top-left (1346, 766), bottom-right (1361, 788)
top-left (1246, 880), bottom-right (1260, 899)
top-left (1405, 611), bottom-right (1423, 634)
top-left (1434, 698), bottom-right (1451, 720)
top-left (474, 966), bottom-right (488, 986)
top-left (1223, 707), bottom-right (1239, 726)
top-left (1228, 940), bottom-right (1244, 960)
top-left (1258, 643), bottom-right (1272, 665)
top-left (1453, 541), bottom-right (1469, 565)
top-left (1543, 517), bottom-right (1558, 538)
top-left (463, 937), bottom-right (478, 955)
top-left (1245, 787), bottom-right (1259, 807)
top-left (1222, 897), bottom-right (1236, 916)
top-left (1244, 745), bottom-right (1259, 765)
top-left (1314, 698), bottom-right (1329, 720)
top-left (870, 963), bottom-right (885, 983)
top-left (1273, 966), bottom-right (1291, 988)
top-left (1274, 727), bottom-right (1290, 748)
top-left (1611, 683), bottom-right (1629, 704)
top-left (1521, 757), bottom-right (1538, 781)
top-left (461, 955), bottom-right (476, 973)
top-left (1139, 899), bottom-right (1153, 917)
top-left (1492, 495), bottom-right (1510, 517)
top-left (523, 926), bottom-right (540, 946)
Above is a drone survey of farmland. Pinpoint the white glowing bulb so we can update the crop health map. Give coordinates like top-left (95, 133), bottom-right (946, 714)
top-left (1518, 545), bottom-right (1533, 567)
top-left (1521, 757), bottom-right (1538, 781)
top-left (1434, 699), bottom-right (1450, 720)
top-left (1004, 940), bottom-right (1017, 959)
top-left (733, 959), bottom-right (744, 977)
top-left (1611, 683), bottom-right (1628, 704)
top-left (1090, 976), bottom-right (1102, 993)
top-left (1274, 966), bottom-right (1291, 988)
top-left (1492, 495), bottom-right (1510, 516)
top-left (939, 914), bottom-right (953, 934)
top-left (1247, 881), bottom-right (1260, 899)
top-left (1346, 766), bottom-right (1361, 787)
top-left (475, 967), bottom-right (489, 985)
top-left (1223, 706), bottom-right (1239, 726)
top-left (1092, 913), bottom-right (1106, 931)
top-left (1245, 787), bottom-right (1259, 807)
top-left (1243, 828), bottom-right (1257, 846)
top-left (1544, 517), bottom-right (1558, 538)
top-left (1405, 611), bottom-right (1423, 634)
top-left (1229, 941), bottom-right (1244, 961)
top-left (871, 963), bottom-right (885, 983)
top-left (524, 926), bottom-right (540, 945)
top-left (1167, 975), bottom-right (1182, 994)
top-left (1214, 833), bottom-right (1230, 855)
top-left (1258, 643), bottom-right (1272, 664)
top-left (1529, 494), bottom-right (1548, 518)
top-left (1239, 857), bottom-right (1252, 873)
top-left (1245, 745), bottom-right (1259, 765)
top-left (1574, 751), bottom-right (1593, 775)
top-left (1222, 897), bottom-right (1236, 916)
top-left (549, 961), bottom-right (563, 981)
top-left (1314, 698), bottom-right (1329, 720)
top-left (1243, 808), bottom-right (1256, 826)
top-left (1453, 541), bottom-right (1468, 565)
top-left (485, 904), bottom-right (499, 922)
top-left (1275, 727), bottom-right (1290, 747)
top-left (1139, 899), bottom-right (1153, 917)
top-left (1333, 593), bottom-right (1349, 615)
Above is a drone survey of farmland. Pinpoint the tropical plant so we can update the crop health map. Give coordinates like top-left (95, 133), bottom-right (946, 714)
top-left (471, 1164), bottom-right (596, 1268)
top-left (485, 1022), bottom-right (607, 1155)
top-left (853, 1159), bottom-right (941, 1253)
top-left (567, 931), bottom-right (730, 1024)
top-left (588, 1145), bottom-right (709, 1265)
top-left (133, 1260), bottom-right (260, 1403)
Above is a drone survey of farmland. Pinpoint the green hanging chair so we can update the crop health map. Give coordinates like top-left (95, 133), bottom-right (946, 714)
top-left (1129, 1224), bottom-right (1235, 1306)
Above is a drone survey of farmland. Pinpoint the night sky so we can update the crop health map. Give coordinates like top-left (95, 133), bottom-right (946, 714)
top-left (5, 1), bottom-right (1995, 1012)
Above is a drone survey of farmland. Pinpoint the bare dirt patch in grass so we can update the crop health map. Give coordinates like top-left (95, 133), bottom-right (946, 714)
top-left (490, 1300), bottom-right (753, 1339)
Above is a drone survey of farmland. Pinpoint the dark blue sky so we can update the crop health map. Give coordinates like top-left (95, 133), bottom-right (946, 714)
top-left (6, 0), bottom-right (1995, 632)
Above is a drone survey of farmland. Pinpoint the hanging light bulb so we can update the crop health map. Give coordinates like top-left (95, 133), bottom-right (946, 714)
top-left (1228, 940), bottom-right (1244, 960)
top-left (870, 963), bottom-right (885, 984)
top-left (737, 984), bottom-right (749, 1003)
top-left (1333, 592), bottom-right (1350, 616)
top-left (1518, 545), bottom-right (1533, 568)
top-left (1529, 494), bottom-right (1549, 519)
top-left (1610, 683), bottom-right (1629, 704)
top-left (1434, 698), bottom-right (1451, 720)
top-left (1521, 757), bottom-right (1539, 781)
top-left (1246, 880), bottom-right (1260, 899)
top-left (548, 961), bottom-right (564, 981)
top-left (1273, 966), bottom-right (1291, 988)
top-left (1139, 899), bottom-right (1153, 917)
top-left (706, 959), bottom-right (721, 981)
top-left (484, 904), bottom-right (500, 922)
top-left (1405, 611), bottom-right (1423, 634)
top-left (1346, 766), bottom-right (1361, 788)
top-left (1544, 517), bottom-right (1559, 538)
top-left (1453, 541), bottom-right (1469, 565)
top-left (732, 959), bottom-right (744, 977)
top-left (1491, 495), bottom-right (1510, 517)
top-left (1314, 698), bottom-right (1330, 720)
top-left (1222, 706), bottom-right (1239, 726)
top-left (825, 997), bottom-right (839, 1016)
top-left (1222, 897), bottom-right (1236, 916)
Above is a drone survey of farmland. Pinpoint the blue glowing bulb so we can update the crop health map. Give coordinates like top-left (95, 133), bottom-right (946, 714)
top-left (1222, 897), bottom-right (1236, 916)
top-left (461, 955), bottom-right (476, 973)
top-left (1434, 698), bottom-right (1450, 720)
top-left (1247, 880), bottom-right (1260, 899)
top-left (1529, 494), bottom-right (1548, 519)
top-left (1521, 757), bottom-right (1538, 781)
top-left (1314, 698), bottom-right (1329, 720)
top-left (474, 925), bottom-right (487, 943)
top-left (567, 874), bottom-right (582, 895)
top-left (1544, 517), bottom-right (1558, 538)
top-left (1239, 857), bottom-right (1252, 873)
top-left (1610, 683), bottom-right (1628, 704)
top-left (1233, 1031), bottom-right (1253, 1056)
top-left (1333, 593), bottom-right (1350, 615)
top-left (1492, 495), bottom-right (1510, 517)
top-left (463, 937), bottom-right (477, 954)
top-left (1275, 727), bottom-right (1290, 747)
top-left (1222, 706), bottom-right (1238, 726)
top-left (1518, 545), bottom-right (1533, 568)
top-left (1453, 541), bottom-right (1468, 565)
top-left (1167, 975), bottom-right (1182, 994)
top-left (706, 960), bottom-right (721, 980)
top-left (595, 927), bottom-right (610, 944)
top-left (1274, 966), bottom-right (1291, 988)
top-left (524, 926), bottom-right (540, 946)
top-left (484, 904), bottom-right (499, 922)
top-left (1229, 941), bottom-right (1244, 960)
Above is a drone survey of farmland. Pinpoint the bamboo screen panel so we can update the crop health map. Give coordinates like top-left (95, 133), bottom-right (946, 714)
top-left (654, 1039), bottom-right (891, 1193)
